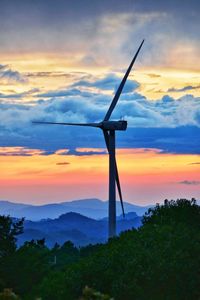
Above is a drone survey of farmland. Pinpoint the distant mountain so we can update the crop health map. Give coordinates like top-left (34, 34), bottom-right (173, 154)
top-left (0, 200), bottom-right (30, 212)
top-left (17, 211), bottom-right (142, 247)
top-left (102, 211), bottom-right (138, 221)
top-left (0, 199), bottom-right (152, 220)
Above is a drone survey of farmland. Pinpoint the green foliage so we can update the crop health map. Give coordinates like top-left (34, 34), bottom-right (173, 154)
top-left (142, 198), bottom-right (200, 228)
top-left (1, 238), bottom-right (81, 298)
top-left (0, 216), bottom-right (24, 294)
top-left (1, 199), bottom-right (200, 300)
top-left (36, 198), bottom-right (200, 300)
top-left (0, 216), bottom-right (24, 258)
top-left (0, 288), bottom-right (20, 299)
top-left (80, 286), bottom-right (113, 300)
top-left (4, 239), bottom-right (50, 296)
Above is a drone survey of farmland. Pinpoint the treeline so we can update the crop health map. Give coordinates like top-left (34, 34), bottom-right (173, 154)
top-left (0, 198), bottom-right (200, 299)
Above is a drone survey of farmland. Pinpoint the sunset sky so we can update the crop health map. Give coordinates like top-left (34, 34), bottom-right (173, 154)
top-left (0, 0), bottom-right (200, 205)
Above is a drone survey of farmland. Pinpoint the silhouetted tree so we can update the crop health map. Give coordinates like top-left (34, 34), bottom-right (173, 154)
top-left (6, 239), bottom-right (50, 296)
top-left (2, 199), bottom-right (200, 300)
top-left (35, 198), bottom-right (200, 300)
top-left (142, 198), bottom-right (200, 228)
top-left (80, 286), bottom-right (112, 300)
top-left (0, 288), bottom-right (20, 299)
top-left (0, 216), bottom-right (24, 258)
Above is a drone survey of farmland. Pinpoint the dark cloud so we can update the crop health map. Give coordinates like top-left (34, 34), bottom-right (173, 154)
top-left (1, 0), bottom-right (199, 22)
top-left (161, 95), bottom-right (175, 103)
top-left (26, 72), bottom-right (72, 78)
top-left (0, 88), bottom-right (39, 100)
top-left (61, 149), bottom-right (107, 156)
top-left (124, 126), bottom-right (200, 155)
top-left (0, 64), bottom-right (27, 83)
top-left (56, 162), bottom-right (70, 165)
top-left (72, 74), bottom-right (139, 93)
top-left (0, 0), bottom-right (199, 73)
top-left (188, 162), bottom-right (200, 165)
top-left (37, 88), bottom-right (91, 98)
top-left (178, 180), bottom-right (200, 185)
top-left (168, 85), bottom-right (200, 93)
top-left (37, 74), bottom-right (139, 100)
top-left (146, 73), bottom-right (161, 78)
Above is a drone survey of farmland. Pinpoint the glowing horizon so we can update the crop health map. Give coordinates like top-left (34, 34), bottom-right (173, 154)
top-left (1, 147), bottom-right (200, 205)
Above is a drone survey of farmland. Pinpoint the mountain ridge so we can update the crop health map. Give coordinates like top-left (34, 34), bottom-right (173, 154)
top-left (18, 211), bottom-right (142, 247)
top-left (0, 198), bottom-right (152, 220)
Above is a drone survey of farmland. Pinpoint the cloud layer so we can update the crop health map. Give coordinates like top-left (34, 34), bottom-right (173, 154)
top-left (0, 72), bottom-right (200, 154)
top-left (0, 64), bottom-right (27, 83)
top-left (178, 180), bottom-right (200, 186)
top-left (0, 0), bottom-right (199, 70)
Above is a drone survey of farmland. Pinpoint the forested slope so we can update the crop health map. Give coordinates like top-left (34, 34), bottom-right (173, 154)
top-left (0, 198), bottom-right (199, 300)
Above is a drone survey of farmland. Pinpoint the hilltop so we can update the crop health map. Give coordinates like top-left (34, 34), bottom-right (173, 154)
top-left (0, 198), bottom-right (152, 220)
top-left (18, 211), bottom-right (142, 247)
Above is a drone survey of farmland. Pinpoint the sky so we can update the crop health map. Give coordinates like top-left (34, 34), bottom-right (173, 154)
top-left (0, 0), bottom-right (200, 205)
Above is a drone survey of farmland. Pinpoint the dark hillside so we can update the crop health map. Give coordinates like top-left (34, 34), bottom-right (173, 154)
top-left (1, 199), bottom-right (199, 300)
top-left (36, 199), bottom-right (200, 300)
top-left (18, 212), bottom-right (142, 247)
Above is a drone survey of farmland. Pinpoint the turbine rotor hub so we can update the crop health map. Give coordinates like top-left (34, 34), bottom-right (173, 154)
top-left (100, 120), bottom-right (127, 131)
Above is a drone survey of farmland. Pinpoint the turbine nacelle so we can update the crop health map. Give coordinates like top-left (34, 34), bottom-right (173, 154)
top-left (100, 120), bottom-right (127, 131)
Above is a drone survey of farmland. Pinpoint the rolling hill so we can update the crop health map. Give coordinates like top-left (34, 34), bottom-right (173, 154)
top-left (0, 198), bottom-right (152, 220)
top-left (17, 211), bottom-right (142, 247)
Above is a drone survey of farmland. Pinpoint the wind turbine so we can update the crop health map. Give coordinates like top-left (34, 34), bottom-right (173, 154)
top-left (33, 40), bottom-right (144, 238)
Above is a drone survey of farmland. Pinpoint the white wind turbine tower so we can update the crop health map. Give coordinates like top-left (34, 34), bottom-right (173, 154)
top-left (33, 40), bottom-right (144, 238)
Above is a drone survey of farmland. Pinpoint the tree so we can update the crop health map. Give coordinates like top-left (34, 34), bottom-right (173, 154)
top-left (3, 239), bottom-right (50, 296)
top-left (142, 198), bottom-right (200, 228)
top-left (80, 286), bottom-right (113, 300)
top-left (36, 198), bottom-right (200, 300)
top-left (50, 241), bottom-right (80, 269)
top-left (0, 288), bottom-right (20, 299)
top-left (2, 199), bottom-right (200, 299)
top-left (0, 216), bottom-right (24, 258)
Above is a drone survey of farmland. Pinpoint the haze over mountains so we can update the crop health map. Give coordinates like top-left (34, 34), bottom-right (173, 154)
top-left (17, 211), bottom-right (142, 247)
top-left (0, 198), bottom-right (152, 221)
top-left (0, 198), bottom-right (152, 247)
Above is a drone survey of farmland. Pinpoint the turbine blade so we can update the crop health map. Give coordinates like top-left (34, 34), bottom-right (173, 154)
top-left (32, 121), bottom-right (100, 128)
top-left (115, 160), bottom-right (125, 218)
top-left (104, 40), bottom-right (144, 121)
top-left (103, 130), bottom-right (125, 217)
top-left (103, 130), bottom-right (109, 150)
